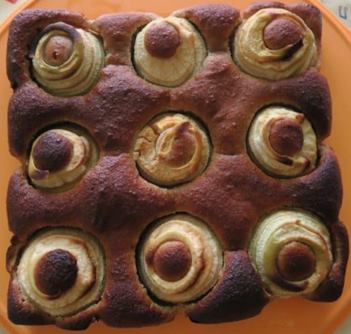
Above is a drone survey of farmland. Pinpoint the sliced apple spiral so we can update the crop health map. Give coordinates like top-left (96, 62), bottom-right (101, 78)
top-left (248, 106), bottom-right (317, 177)
top-left (134, 113), bottom-right (210, 187)
top-left (28, 128), bottom-right (98, 190)
top-left (249, 210), bottom-right (333, 297)
top-left (234, 8), bottom-right (317, 80)
top-left (133, 17), bottom-right (206, 87)
top-left (31, 22), bottom-right (105, 96)
top-left (16, 228), bottom-right (105, 317)
top-left (138, 214), bottom-right (223, 303)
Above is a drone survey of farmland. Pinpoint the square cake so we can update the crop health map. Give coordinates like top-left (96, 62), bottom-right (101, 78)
top-left (5, 2), bottom-right (349, 330)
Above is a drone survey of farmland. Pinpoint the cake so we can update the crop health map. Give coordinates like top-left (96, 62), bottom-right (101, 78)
top-left (5, 2), bottom-right (348, 330)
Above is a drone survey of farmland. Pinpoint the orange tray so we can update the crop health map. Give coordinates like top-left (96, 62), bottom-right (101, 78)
top-left (1, 1), bottom-right (351, 333)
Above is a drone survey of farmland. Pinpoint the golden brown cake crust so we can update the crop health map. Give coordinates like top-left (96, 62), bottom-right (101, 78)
top-left (186, 251), bottom-right (268, 323)
top-left (173, 4), bottom-right (240, 52)
top-left (5, 2), bottom-right (348, 329)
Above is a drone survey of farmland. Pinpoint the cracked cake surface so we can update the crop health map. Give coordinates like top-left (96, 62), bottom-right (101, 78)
top-left (5, 2), bottom-right (348, 330)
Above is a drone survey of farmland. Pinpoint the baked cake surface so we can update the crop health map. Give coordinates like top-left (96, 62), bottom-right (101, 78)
top-left (5, 2), bottom-right (349, 330)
